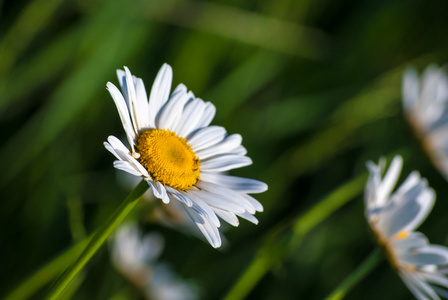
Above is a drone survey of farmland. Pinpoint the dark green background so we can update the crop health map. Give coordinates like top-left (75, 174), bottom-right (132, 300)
top-left (1, 0), bottom-right (448, 299)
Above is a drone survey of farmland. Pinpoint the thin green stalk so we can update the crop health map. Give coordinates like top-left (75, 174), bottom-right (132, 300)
top-left (224, 173), bottom-right (367, 300)
top-left (4, 237), bottom-right (89, 300)
top-left (45, 180), bottom-right (148, 300)
top-left (325, 248), bottom-right (383, 300)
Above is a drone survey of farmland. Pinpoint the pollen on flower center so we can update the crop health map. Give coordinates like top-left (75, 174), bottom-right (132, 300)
top-left (135, 129), bottom-right (200, 191)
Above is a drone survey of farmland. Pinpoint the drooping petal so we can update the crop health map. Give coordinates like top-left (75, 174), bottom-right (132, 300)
top-left (399, 271), bottom-right (436, 300)
top-left (184, 207), bottom-right (222, 248)
top-left (235, 212), bottom-right (259, 225)
top-left (213, 208), bottom-right (239, 226)
top-left (190, 187), bottom-right (245, 214)
top-left (185, 190), bottom-right (221, 228)
top-left (196, 181), bottom-right (256, 214)
top-left (146, 180), bottom-right (170, 204)
top-left (113, 161), bottom-right (143, 177)
top-left (105, 136), bottom-right (149, 177)
top-left (165, 186), bottom-right (193, 207)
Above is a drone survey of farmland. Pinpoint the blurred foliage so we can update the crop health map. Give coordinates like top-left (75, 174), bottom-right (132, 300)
top-left (1, 0), bottom-right (448, 299)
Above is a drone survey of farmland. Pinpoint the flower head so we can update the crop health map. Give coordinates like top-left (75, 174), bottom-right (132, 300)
top-left (365, 155), bottom-right (448, 299)
top-left (104, 64), bottom-right (267, 248)
top-left (403, 65), bottom-right (448, 179)
top-left (112, 223), bottom-right (198, 300)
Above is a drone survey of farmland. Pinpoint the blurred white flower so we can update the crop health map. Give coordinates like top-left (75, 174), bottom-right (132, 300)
top-left (112, 223), bottom-right (199, 300)
top-left (104, 64), bottom-right (267, 248)
top-left (365, 155), bottom-right (448, 299)
top-left (403, 65), bottom-right (448, 179)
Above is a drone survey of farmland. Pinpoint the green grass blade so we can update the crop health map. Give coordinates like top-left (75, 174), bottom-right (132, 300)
top-left (324, 248), bottom-right (383, 300)
top-left (4, 237), bottom-right (90, 300)
top-left (44, 180), bottom-right (148, 300)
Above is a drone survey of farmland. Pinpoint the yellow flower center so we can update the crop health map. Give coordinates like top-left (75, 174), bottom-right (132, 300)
top-left (135, 129), bottom-right (200, 191)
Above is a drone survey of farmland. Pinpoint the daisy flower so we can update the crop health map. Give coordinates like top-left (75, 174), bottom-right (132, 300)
top-left (365, 155), bottom-right (448, 299)
top-left (112, 223), bottom-right (198, 300)
top-left (403, 65), bottom-right (448, 179)
top-left (104, 64), bottom-right (267, 248)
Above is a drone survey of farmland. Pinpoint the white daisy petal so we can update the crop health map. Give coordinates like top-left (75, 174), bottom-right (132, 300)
top-left (189, 126), bottom-right (227, 152)
top-left (213, 208), bottom-right (239, 226)
top-left (134, 77), bottom-right (150, 129)
top-left (148, 63), bottom-right (173, 128)
top-left (106, 82), bottom-right (136, 148)
top-left (156, 182), bottom-right (170, 204)
top-left (400, 272), bottom-right (434, 300)
top-left (184, 207), bottom-right (221, 248)
top-left (104, 141), bottom-right (120, 159)
top-left (376, 155), bottom-right (403, 207)
top-left (392, 171), bottom-right (422, 199)
top-left (165, 187), bottom-right (193, 207)
top-left (393, 232), bottom-right (429, 252)
top-left (196, 134), bottom-right (243, 160)
top-left (191, 188), bottom-right (245, 214)
top-left (401, 248), bottom-right (448, 267)
top-left (196, 102), bottom-right (216, 129)
top-left (156, 88), bottom-right (193, 131)
top-left (186, 190), bottom-right (221, 227)
top-left (365, 155), bottom-right (447, 299)
top-left (146, 180), bottom-right (170, 204)
top-left (196, 181), bottom-right (255, 214)
top-left (403, 67), bottom-right (420, 112)
top-left (233, 145), bottom-right (248, 156)
top-left (201, 155), bottom-right (252, 172)
top-left (123, 67), bottom-right (141, 133)
top-left (105, 64), bottom-right (266, 248)
top-left (242, 194), bottom-right (264, 212)
top-left (106, 136), bottom-right (149, 177)
top-left (235, 212), bottom-right (259, 225)
top-left (378, 184), bottom-right (435, 238)
top-left (200, 173), bottom-right (267, 194)
top-left (408, 272), bottom-right (440, 300)
top-left (402, 65), bottom-right (448, 179)
top-left (175, 98), bottom-right (206, 137)
top-left (113, 161), bottom-right (143, 177)
top-left (423, 273), bottom-right (448, 289)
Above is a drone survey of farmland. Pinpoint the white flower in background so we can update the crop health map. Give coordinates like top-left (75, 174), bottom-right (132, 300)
top-left (403, 65), bottom-right (448, 179)
top-left (112, 223), bottom-right (198, 300)
top-left (365, 155), bottom-right (448, 299)
top-left (104, 64), bottom-right (267, 248)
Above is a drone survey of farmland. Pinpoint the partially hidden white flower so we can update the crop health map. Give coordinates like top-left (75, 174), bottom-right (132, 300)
top-left (104, 64), bottom-right (267, 248)
top-left (112, 223), bottom-right (199, 300)
top-left (365, 155), bottom-right (448, 299)
top-left (403, 65), bottom-right (448, 179)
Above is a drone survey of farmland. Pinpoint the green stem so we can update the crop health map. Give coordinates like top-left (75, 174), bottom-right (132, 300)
top-left (45, 180), bottom-right (148, 300)
top-left (224, 173), bottom-right (367, 300)
top-left (325, 248), bottom-right (383, 300)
